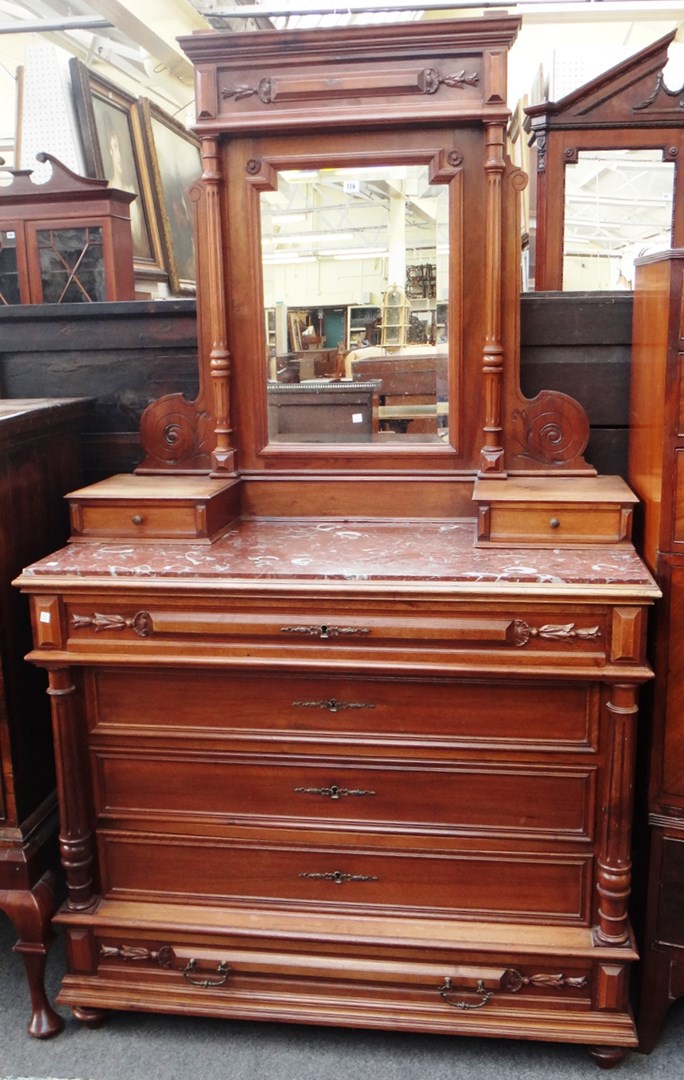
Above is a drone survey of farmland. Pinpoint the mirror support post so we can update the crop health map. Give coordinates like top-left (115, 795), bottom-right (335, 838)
top-left (479, 121), bottom-right (506, 477)
top-left (200, 135), bottom-right (237, 475)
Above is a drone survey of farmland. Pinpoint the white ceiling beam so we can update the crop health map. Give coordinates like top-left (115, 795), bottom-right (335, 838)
top-left (0, 15), bottom-right (111, 32)
top-left (86, 0), bottom-right (211, 84)
top-left (197, 2), bottom-right (684, 19)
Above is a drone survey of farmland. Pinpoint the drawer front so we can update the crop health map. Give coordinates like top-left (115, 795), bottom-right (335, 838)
top-left (99, 832), bottom-right (592, 923)
top-left (87, 668), bottom-right (599, 752)
top-left (93, 751), bottom-right (597, 842)
top-left (73, 502), bottom-right (201, 540)
top-left (83, 934), bottom-right (595, 1030)
top-left (66, 600), bottom-right (610, 665)
top-left (487, 506), bottom-right (627, 544)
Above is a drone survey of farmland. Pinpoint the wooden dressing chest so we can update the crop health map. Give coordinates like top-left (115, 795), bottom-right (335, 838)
top-left (14, 17), bottom-right (657, 1067)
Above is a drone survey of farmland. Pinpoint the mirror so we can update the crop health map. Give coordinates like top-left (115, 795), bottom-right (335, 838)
top-left (562, 148), bottom-right (674, 290)
top-left (260, 163), bottom-right (449, 443)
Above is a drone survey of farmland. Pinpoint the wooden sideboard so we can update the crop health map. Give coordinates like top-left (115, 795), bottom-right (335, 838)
top-left (0, 397), bottom-right (89, 1037)
top-left (628, 250), bottom-right (684, 1051)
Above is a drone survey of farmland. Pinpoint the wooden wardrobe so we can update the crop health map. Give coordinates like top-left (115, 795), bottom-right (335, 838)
top-left (629, 250), bottom-right (684, 1051)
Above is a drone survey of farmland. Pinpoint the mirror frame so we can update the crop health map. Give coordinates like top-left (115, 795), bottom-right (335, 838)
top-left (524, 30), bottom-right (684, 292)
top-left (138, 18), bottom-right (594, 511)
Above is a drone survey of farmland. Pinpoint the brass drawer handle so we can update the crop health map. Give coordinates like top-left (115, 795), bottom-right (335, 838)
top-left (295, 784), bottom-right (376, 800)
top-left (281, 624), bottom-right (370, 639)
top-left (292, 698), bottom-right (375, 713)
top-left (438, 977), bottom-right (492, 1010)
top-left (181, 958), bottom-right (231, 988)
top-left (100, 944), bottom-right (231, 988)
top-left (299, 870), bottom-right (378, 885)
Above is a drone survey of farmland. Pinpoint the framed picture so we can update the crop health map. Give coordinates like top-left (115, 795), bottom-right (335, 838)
top-left (69, 58), bottom-right (165, 280)
top-left (137, 98), bottom-right (202, 294)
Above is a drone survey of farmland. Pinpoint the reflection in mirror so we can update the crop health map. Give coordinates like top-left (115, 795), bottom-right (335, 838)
top-left (562, 149), bottom-right (674, 290)
top-left (261, 163), bottom-right (449, 443)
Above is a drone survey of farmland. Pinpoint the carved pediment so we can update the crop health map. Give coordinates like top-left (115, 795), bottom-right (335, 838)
top-left (524, 31), bottom-right (679, 133)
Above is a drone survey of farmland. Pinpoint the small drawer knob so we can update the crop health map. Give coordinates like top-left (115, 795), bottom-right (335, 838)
top-left (549, 517), bottom-right (560, 530)
top-left (131, 514), bottom-right (144, 526)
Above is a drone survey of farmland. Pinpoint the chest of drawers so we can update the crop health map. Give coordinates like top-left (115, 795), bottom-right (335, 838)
top-left (15, 518), bottom-right (657, 1066)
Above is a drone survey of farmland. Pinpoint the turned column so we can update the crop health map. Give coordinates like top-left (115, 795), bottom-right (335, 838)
top-left (46, 666), bottom-right (96, 912)
top-left (594, 683), bottom-right (639, 946)
top-left (199, 135), bottom-right (237, 475)
top-left (479, 121), bottom-right (506, 477)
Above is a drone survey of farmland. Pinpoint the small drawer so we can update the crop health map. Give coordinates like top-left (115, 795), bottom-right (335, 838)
top-left (68, 474), bottom-right (239, 544)
top-left (99, 831), bottom-right (592, 923)
top-left (474, 477), bottom-right (637, 545)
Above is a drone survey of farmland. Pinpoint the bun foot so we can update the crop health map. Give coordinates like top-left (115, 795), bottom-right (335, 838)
top-left (73, 1005), bottom-right (106, 1028)
top-left (589, 1046), bottom-right (629, 1069)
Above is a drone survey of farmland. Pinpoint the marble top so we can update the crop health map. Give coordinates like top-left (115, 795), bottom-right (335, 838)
top-left (19, 518), bottom-right (658, 592)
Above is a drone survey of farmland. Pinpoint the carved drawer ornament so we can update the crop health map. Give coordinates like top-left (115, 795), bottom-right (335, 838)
top-left (71, 611), bottom-right (153, 637)
top-left (281, 624), bottom-right (369, 639)
top-left (512, 620), bottom-right (601, 648)
top-left (294, 784), bottom-right (376, 799)
top-left (221, 68), bottom-right (479, 105)
top-left (299, 870), bottom-right (378, 885)
top-left (502, 969), bottom-right (588, 992)
top-left (292, 698), bottom-right (375, 713)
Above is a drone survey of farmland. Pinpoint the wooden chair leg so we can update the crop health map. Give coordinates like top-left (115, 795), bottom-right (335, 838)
top-left (0, 870), bottom-right (63, 1038)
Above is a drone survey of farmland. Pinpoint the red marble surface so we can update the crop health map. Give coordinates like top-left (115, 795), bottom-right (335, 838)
top-left (20, 518), bottom-right (656, 589)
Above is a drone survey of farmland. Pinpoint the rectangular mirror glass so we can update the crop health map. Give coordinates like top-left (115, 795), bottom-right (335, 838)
top-left (261, 163), bottom-right (449, 443)
top-left (562, 148), bottom-right (674, 290)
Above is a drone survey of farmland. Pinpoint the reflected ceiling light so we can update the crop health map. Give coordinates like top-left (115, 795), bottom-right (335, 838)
top-left (271, 213), bottom-right (308, 224)
top-left (263, 254), bottom-right (318, 264)
top-left (273, 232), bottom-right (355, 245)
top-left (329, 249), bottom-right (389, 260)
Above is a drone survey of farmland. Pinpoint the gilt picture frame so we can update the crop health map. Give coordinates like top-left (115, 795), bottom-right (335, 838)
top-left (137, 98), bottom-right (201, 295)
top-left (69, 58), bottom-right (165, 282)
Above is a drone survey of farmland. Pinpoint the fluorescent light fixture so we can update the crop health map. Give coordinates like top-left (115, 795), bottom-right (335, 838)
top-left (330, 249), bottom-right (388, 260)
top-left (271, 213), bottom-right (309, 225)
top-left (263, 254), bottom-right (317, 265)
top-left (273, 232), bottom-right (355, 245)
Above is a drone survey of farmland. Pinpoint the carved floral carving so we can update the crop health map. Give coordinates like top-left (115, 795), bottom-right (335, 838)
top-left (222, 78), bottom-right (273, 104)
top-left (71, 612), bottom-right (153, 637)
top-left (221, 68), bottom-right (479, 106)
top-left (513, 620), bottom-right (601, 648)
top-left (503, 968), bottom-right (589, 993)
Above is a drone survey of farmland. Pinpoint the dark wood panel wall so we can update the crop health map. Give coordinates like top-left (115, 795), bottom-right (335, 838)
top-left (520, 291), bottom-right (632, 477)
top-left (0, 301), bottom-right (198, 482)
top-left (0, 291), bottom-right (632, 482)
